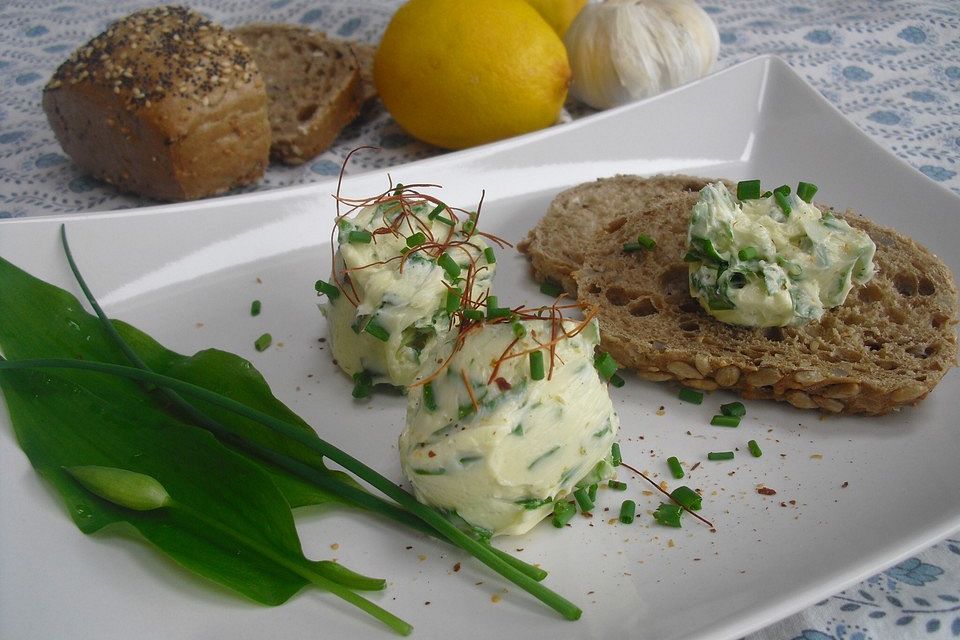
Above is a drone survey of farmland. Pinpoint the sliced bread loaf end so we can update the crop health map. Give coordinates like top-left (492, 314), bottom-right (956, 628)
top-left (234, 24), bottom-right (362, 166)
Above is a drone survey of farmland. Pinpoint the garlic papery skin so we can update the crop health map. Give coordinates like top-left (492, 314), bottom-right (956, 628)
top-left (565, 0), bottom-right (720, 109)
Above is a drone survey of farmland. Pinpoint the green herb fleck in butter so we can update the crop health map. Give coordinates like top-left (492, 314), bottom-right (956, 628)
top-left (399, 318), bottom-right (618, 536)
top-left (686, 182), bottom-right (876, 327)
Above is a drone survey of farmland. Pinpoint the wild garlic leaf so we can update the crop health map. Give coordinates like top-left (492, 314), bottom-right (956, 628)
top-left (0, 257), bottom-right (356, 603)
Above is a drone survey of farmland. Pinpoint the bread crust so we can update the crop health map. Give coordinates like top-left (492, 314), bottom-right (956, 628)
top-left (523, 176), bottom-right (959, 415)
top-left (42, 6), bottom-right (271, 201)
top-left (234, 24), bottom-right (364, 166)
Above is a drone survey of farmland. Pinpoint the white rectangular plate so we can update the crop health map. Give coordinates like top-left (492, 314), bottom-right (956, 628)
top-left (2, 56), bottom-right (959, 640)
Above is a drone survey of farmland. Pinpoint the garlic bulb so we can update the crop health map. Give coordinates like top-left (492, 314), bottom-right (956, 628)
top-left (565, 0), bottom-right (720, 109)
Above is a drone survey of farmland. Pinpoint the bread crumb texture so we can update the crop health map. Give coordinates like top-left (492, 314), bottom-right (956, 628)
top-left (522, 175), bottom-right (959, 415)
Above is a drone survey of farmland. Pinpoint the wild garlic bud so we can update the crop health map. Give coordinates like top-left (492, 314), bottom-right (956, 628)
top-left (565, 0), bottom-right (719, 109)
top-left (66, 465), bottom-right (171, 511)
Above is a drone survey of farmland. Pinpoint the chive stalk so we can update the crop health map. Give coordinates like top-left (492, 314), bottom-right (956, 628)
top-left (437, 253), bottom-right (461, 280)
top-left (552, 500), bottom-right (576, 528)
top-left (618, 500), bottom-right (636, 524)
top-left (573, 487), bottom-right (593, 513)
top-left (607, 480), bottom-right (627, 491)
top-left (710, 414), bottom-right (740, 428)
top-left (678, 388), bottom-right (703, 404)
top-left (254, 333), bottom-right (272, 352)
top-left (539, 280), bottom-right (563, 298)
top-left (737, 179), bottom-right (761, 200)
top-left (348, 230), bottom-right (372, 244)
top-left (748, 439), bottom-right (763, 457)
top-left (796, 181), bottom-right (818, 203)
top-left (610, 443), bottom-right (622, 467)
top-left (707, 451), bottom-right (735, 461)
top-left (250, 300), bottom-right (261, 316)
top-left (315, 279), bottom-right (340, 300)
top-left (669, 485), bottom-right (702, 511)
top-left (529, 350), bottom-right (545, 381)
top-left (666, 456), bottom-right (684, 479)
top-left (653, 503), bottom-right (683, 527)
top-left (720, 401), bottom-right (746, 417)
top-left (483, 247), bottom-right (496, 264)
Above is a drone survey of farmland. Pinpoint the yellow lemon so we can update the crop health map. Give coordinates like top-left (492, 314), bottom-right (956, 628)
top-left (374, 0), bottom-right (571, 150)
top-left (524, 0), bottom-right (587, 37)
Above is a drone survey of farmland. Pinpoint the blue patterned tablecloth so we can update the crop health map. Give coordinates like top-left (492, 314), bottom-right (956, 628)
top-left (1, 1), bottom-right (959, 638)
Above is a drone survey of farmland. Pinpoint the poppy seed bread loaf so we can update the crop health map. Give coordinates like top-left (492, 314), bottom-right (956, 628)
top-left (520, 175), bottom-right (959, 415)
top-left (42, 6), bottom-right (271, 201)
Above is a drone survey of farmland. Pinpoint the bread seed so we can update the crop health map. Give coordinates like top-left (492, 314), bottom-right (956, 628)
top-left (694, 353), bottom-right (712, 376)
top-left (683, 378), bottom-right (718, 391)
top-left (746, 368), bottom-right (780, 387)
top-left (793, 369), bottom-right (825, 385)
top-left (785, 390), bottom-right (818, 409)
top-left (820, 382), bottom-right (861, 399)
top-left (813, 396), bottom-right (845, 413)
top-left (890, 382), bottom-right (926, 403)
top-left (714, 365), bottom-right (740, 387)
top-left (637, 371), bottom-right (672, 382)
top-left (666, 361), bottom-right (702, 379)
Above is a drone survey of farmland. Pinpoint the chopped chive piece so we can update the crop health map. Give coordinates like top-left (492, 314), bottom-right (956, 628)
top-left (667, 456), bottom-right (684, 479)
top-left (737, 179), bottom-right (761, 200)
top-left (254, 333), bottom-right (272, 352)
top-left (445, 288), bottom-right (462, 314)
top-left (406, 232), bottom-right (426, 248)
top-left (433, 214), bottom-right (455, 226)
top-left (761, 190), bottom-right (772, 198)
top-left (611, 442), bottom-right (622, 467)
top-left (720, 401), bottom-right (746, 417)
top-left (352, 371), bottom-right (373, 398)
top-left (552, 500), bottom-right (576, 527)
top-left (710, 414), bottom-right (741, 428)
top-left (250, 299), bottom-right (261, 316)
top-left (573, 487), bottom-right (594, 513)
top-left (708, 296), bottom-right (736, 311)
top-left (363, 320), bottom-right (390, 342)
top-left (608, 480), bottom-right (627, 491)
top-left (484, 247), bottom-right (496, 263)
top-left (636, 234), bottom-right (657, 250)
top-left (428, 202), bottom-right (447, 220)
top-left (486, 295), bottom-right (499, 309)
top-left (529, 350), bottom-right (545, 381)
top-left (348, 229), bottom-right (372, 244)
top-left (773, 184), bottom-right (791, 197)
top-left (315, 279), bottom-right (340, 300)
top-left (462, 308), bottom-right (484, 321)
top-left (737, 246), bottom-right (759, 261)
top-left (539, 280), bottom-right (563, 297)
top-left (393, 182), bottom-right (405, 195)
top-left (678, 387), bottom-right (704, 404)
top-left (437, 252), bottom-right (461, 280)
top-left (622, 241), bottom-right (642, 253)
top-left (487, 306), bottom-right (512, 319)
top-left (399, 246), bottom-right (410, 255)
top-left (619, 500), bottom-right (636, 524)
top-left (707, 451), bottom-right (735, 461)
top-left (594, 352), bottom-right (618, 380)
top-left (423, 382), bottom-right (437, 411)
top-left (462, 220), bottom-right (475, 234)
top-left (774, 190), bottom-right (792, 216)
top-left (587, 483), bottom-right (598, 502)
top-left (796, 181), bottom-right (818, 203)
top-left (609, 373), bottom-right (625, 388)
top-left (511, 321), bottom-right (526, 339)
top-left (670, 485), bottom-right (702, 511)
top-left (653, 502), bottom-right (683, 527)
top-left (748, 439), bottom-right (763, 457)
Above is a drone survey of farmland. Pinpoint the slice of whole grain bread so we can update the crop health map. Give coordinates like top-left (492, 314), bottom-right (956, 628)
top-left (234, 24), bottom-right (363, 165)
top-left (524, 176), bottom-right (958, 415)
top-left (518, 175), bottom-right (729, 296)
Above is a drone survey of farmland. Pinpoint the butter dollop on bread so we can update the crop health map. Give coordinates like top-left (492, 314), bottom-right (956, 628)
top-left (520, 175), bottom-right (959, 415)
top-left (42, 6), bottom-right (271, 201)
